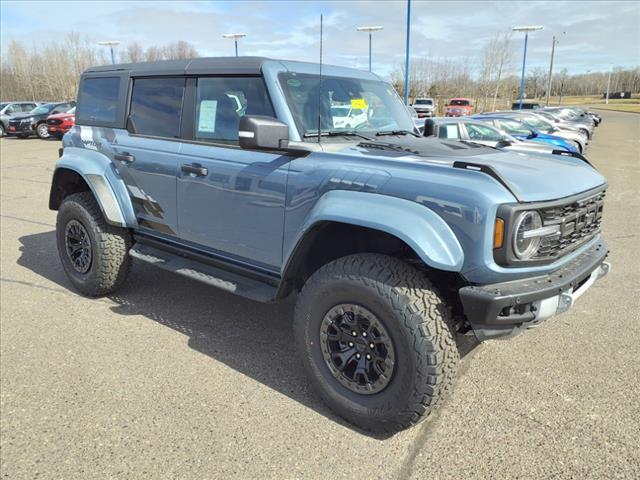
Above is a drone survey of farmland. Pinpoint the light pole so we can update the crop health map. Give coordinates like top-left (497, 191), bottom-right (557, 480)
top-left (98, 40), bottom-right (120, 65)
top-left (356, 26), bottom-right (384, 72)
top-left (222, 33), bottom-right (246, 56)
top-left (512, 26), bottom-right (543, 109)
top-left (545, 32), bottom-right (565, 106)
top-left (403, 0), bottom-right (412, 105)
top-left (605, 66), bottom-right (612, 104)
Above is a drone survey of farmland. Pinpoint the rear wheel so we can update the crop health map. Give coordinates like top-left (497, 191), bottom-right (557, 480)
top-left (56, 192), bottom-right (131, 297)
top-left (36, 122), bottom-right (50, 139)
top-left (294, 254), bottom-right (459, 433)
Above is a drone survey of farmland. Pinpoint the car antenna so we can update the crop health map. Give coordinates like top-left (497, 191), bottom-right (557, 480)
top-left (317, 13), bottom-right (323, 144)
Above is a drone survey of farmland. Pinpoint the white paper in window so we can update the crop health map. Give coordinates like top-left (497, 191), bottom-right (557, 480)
top-left (198, 100), bottom-right (218, 133)
top-left (444, 124), bottom-right (458, 139)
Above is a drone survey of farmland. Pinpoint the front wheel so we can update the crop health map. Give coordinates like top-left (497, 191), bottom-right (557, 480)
top-left (56, 192), bottom-right (132, 297)
top-left (294, 254), bottom-right (459, 434)
top-left (0, 123), bottom-right (5, 137)
top-left (36, 123), bottom-right (50, 139)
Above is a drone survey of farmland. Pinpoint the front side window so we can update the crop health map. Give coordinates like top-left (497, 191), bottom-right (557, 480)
top-left (465, 123), bottom-right (503, 141)
top-left (77, 77), bottom-right (120, 123)
top-left (129, 77), bottom-right (185, 138)
top-left (279, 72), bottom-right (415, 138)
top-left (20, 103), bottom-right (36, 112)
top-left (194, 76), bottom-right (274, 144)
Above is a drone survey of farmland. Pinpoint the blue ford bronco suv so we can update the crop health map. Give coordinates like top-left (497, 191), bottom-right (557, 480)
top-left (49, 57), bottom-right (610, 433)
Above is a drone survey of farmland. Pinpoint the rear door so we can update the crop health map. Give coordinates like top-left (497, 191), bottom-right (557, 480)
top-left (111, 77), bottom-right (186, 238)
top-left (176, 75), bottom-right (289, 271)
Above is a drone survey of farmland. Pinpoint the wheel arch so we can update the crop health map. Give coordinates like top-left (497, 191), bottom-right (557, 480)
top-left (278, 191), bottom-right (464, 297)
top-left (49, 147), bottom-right (137, 228)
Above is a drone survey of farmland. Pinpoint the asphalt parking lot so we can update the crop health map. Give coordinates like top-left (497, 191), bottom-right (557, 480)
top-left (1, 110), bottom-right (639, 479)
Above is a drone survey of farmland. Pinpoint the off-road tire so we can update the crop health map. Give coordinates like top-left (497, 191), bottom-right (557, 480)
top-left (294, 253), bottom-right (459, 434)
top-left (56, 192), bottom-right (131, 297)
top-left (36, 122), bottom-right (50, 139)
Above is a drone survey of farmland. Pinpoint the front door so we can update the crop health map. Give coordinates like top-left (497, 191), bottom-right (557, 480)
top-left (177, 76), bottom-right (289, 271)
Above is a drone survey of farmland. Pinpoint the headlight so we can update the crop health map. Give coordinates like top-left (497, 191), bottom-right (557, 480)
top-left (513, 211), bottom-right (543, 259)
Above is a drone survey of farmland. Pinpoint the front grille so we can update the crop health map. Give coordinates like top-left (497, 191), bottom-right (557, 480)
top-left (535, 190), bottom-right (605, 259)
top-left (47, 118), bottom-right (62, 125)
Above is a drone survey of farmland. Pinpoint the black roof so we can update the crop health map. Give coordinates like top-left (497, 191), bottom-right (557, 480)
top-left (84, 56), bottom-right (270, 77)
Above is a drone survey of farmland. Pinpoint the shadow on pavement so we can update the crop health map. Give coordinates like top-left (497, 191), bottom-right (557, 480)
top-left (18, 230), bottom-right (480, 439)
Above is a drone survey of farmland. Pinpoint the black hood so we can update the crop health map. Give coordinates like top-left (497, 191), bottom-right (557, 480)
top-left (356, 135), bottom-right (501, 159)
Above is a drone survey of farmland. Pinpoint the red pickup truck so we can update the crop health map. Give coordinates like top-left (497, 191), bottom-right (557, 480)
top-left (445, 98), bottom-right (473, 117)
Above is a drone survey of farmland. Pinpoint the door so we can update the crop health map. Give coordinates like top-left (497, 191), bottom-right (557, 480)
top-left (177, 76), bottom-right (289, 271)
top-left (110, 76), bottom-right (186, 238)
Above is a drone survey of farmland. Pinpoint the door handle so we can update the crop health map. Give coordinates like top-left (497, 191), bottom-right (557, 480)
top-left (181, 164), bottom-right (208, 177)
top-left (114, 152), bottom-right (135, 163)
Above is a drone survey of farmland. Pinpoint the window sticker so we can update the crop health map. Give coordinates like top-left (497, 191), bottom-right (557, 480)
top-left (350, 98), bottom-right (367, 109)
top-left (444, 124), bottom-right (459, 139)
top-left (198, 100), bottom-right (218, 133)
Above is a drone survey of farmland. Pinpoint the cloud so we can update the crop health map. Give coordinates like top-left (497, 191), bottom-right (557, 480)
top-left (1, 0), bottom-right (638, 77)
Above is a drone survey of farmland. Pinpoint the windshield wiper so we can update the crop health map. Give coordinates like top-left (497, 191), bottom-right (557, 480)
top-left (303, 130), bottom-right (374, 140)
top-left (376, 129), bottom-right (420, 137)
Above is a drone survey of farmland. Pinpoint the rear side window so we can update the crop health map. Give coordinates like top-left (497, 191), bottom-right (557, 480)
top-left (77, 77), bottom-right (120, 123)
top-left (129, 77), bottom-right (185, 138)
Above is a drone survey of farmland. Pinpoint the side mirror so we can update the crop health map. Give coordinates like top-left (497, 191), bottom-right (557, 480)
top-left (239, 115), bottom-right (289, 151)
top-left (497, 139), bottom-right (512, 148)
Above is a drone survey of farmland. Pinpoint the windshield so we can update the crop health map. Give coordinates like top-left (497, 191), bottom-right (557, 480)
top-left (415, 99), bottom-right (432, 105)
top-left (519, 115), bottom-right (554, 133)
top-left (279, 72), bottom-right (415, 137)
top-left (496, 119), bottom-right (534, 136)
top-left (449, 99), bottom-right (470, 106)
top-left (0, 103), bottom-right (8, 110)
top-left (30, 104), bottom-right (54, 115)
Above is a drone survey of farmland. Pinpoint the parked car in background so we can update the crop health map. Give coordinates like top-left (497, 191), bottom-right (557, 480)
top-left (472, 114), bottom-right (581, 153)
top-left (423, 117), bottom-right (569, 155)
top-left (6, 102), bottom-right (75, 139)
top-left (512, 101), bottom-right (541, 110)
top-left (474, 111), bottom-right (588, 153)
top-left (541, 107), bottom-right (594, 139)
top-left (46, 107), bottom-right (75, 139)
top-left (445, 98), bottom-right (473, 117)
top-left (0, 101), bottom-right (40, 137)
top-left (330, 104), bottom-right (368, 129)
top-left (565, 107), bottom-right (601, 126)
top-left (412, 97), bottom-right (435, 117)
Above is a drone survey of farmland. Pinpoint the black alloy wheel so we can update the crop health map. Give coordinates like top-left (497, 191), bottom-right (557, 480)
top-left (320, 304), bottom-right (395, 394)
top-left (64, 219), bottom-right (92, 273)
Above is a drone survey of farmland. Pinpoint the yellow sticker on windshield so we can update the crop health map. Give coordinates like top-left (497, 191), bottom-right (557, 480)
top-left (351, 98), bottom-right (367, 109)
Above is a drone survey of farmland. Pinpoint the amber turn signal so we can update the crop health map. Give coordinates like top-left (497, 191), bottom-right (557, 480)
top-left (494, 218), bottom-right (504, 249)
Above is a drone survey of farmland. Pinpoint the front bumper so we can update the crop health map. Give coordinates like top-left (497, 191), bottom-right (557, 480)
top-left (459, 240), bottom-right (609, 340)
top-left (6, 122), bottom-right (34, 135)
top-left (47, 125), bottom-right (71, 134)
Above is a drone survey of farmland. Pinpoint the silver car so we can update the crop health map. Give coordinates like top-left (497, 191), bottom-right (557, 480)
top-left (424, 117), bottom-right (567, 156)
top-left (539, 108), bottom-right (594, 139)
top-left (476, 111), bottom-right (588, 153)
top-left (0, 101), bottom-right (41, 136)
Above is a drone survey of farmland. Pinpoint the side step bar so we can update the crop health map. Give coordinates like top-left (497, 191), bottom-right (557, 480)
top-left (129, 243), bottom-right (278, 302)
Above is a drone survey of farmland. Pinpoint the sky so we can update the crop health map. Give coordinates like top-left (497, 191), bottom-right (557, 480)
top-left (1, 0), bottom-right (639, 78)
